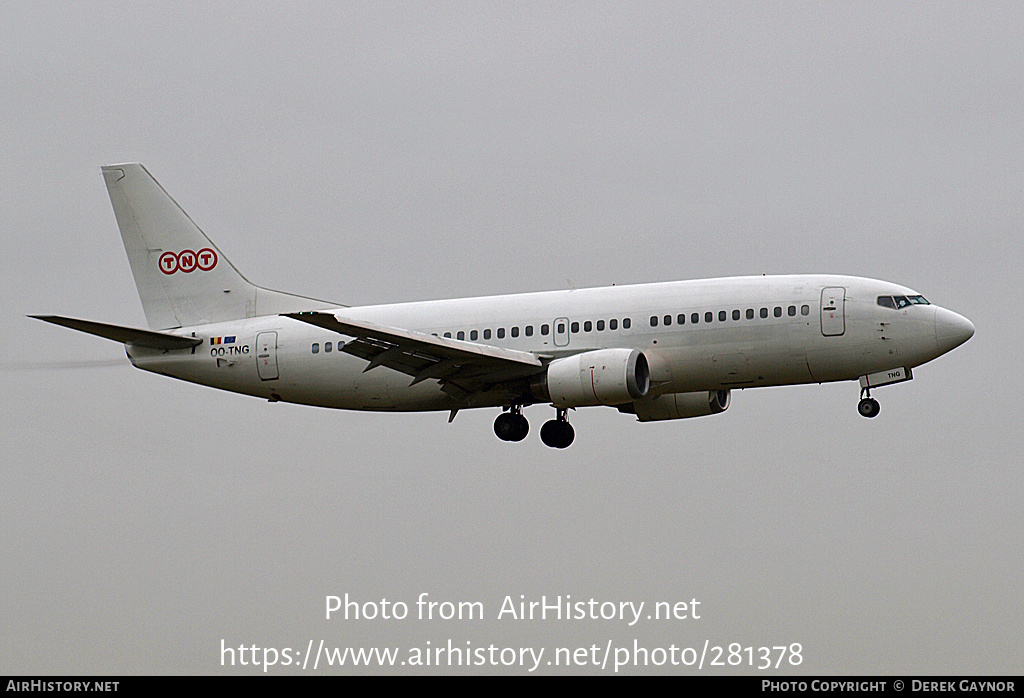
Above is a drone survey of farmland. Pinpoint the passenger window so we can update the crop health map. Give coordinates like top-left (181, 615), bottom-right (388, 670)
top-left (596, 320), bottom-right (605, 331)
top-left (311, 343), bottom-right (319, 354)
top-left (650, 315), bottom-right (659, 327)
top-left (457, 331), bottom-right (465, 340)
top-left (444, 332), bottom-right (451, 338)
top-left (483, 329), bottom-right (491, 340)
top-left (609, 319), bottom-right (618, 330)
top-left (557, 323), bottom-right (565, 334)
top-left (760, 308), bottom-right (768, 318)
top-left (732, 309), bottom-right (740, 321)
top-left (746, 309), bottom-right (754, 320)
top-left (664, 315), bottom-right (672, 326)
top-left (523, 326), bottom-right (531, 337)
top-left (623, 318), bottom-right (631, 329)
top-left (541, 325), bottom-right (549, 336)
top-left (691, 313), bottom-right (699, 324)
top-left (497, 328), bottom-right (505, 339)
top-left (677, 314), bottom-right (686, 325)
top-left (788, 306), bottom-right (796, 316)
top-left (570, 321), bottom-right (579, 333)
top-left (583, 321), bottom-right (592, 332)
top-left (470, 330), bottom-right (478, 340)
top-left (801, 305), bottom-right (809, 316)
top-left (719, 311), bottom-right (727, 322)
top-left (774, 307), bottom-right (782, 317)
top-left (324, 341), bottom-right (332, 353)
top-left (705, 312), bottom-right (713, 323)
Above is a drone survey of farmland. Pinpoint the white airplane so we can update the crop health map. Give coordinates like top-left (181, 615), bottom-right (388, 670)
top-left (33, 164), bottom-right (975, 448)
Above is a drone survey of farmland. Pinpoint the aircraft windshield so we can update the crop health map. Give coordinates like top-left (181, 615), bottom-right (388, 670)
top-left (877, 295), bottom-right (929, 309)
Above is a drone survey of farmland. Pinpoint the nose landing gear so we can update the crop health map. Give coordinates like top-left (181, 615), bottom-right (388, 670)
top-left (858, 388), bottom-right (880, 418)
top-left (540, 408), bottom-right (575, 449)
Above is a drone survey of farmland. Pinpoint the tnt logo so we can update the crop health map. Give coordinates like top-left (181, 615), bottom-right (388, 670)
top-left (159, 248), bottom-right (218, 274)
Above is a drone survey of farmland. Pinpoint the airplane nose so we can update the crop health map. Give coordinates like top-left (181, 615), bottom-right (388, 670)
top-left (934, 307), bottom-right (975, 354)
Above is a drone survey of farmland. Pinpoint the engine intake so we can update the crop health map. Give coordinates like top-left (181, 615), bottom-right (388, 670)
top-left (533, 349), bottom-right (650, 408)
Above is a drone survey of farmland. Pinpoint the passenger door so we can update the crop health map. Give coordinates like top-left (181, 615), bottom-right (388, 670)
top-left (256, 331), bottom-right (279, 380)
top-left (820, 287), bottom-right (846, 336)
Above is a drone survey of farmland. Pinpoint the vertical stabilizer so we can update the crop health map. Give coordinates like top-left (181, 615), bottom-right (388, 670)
top-left (102, 164), bottom-right (336, 329)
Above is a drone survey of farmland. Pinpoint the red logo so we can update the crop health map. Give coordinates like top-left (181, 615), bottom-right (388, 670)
top-left (177, 250), bottom-right (197, 273)
top-left (158, 248), bottom-right (218, 275)
top-left (196, 248), bottom-right (217, 271)
top-left (159, 251), bottom-right (178, 274)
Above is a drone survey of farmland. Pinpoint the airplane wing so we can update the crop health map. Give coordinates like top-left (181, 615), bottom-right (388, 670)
top-left (282, 311), bottom-right (545, 401)
top-left (30, 315), bottom-right (203, 351)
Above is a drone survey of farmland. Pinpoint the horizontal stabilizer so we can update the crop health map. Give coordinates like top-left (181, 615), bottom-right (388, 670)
top-left (30, 315), bottom-right (203, 350)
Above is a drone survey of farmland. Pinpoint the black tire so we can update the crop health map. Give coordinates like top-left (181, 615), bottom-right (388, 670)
top-left (541, 419), bottom-right (574, 448)
top-left (510, 414), bottom-right (529, 442)
top-left (540, 420), bottom-right (561, 447)
top-left (858, 398), bottom-right (880, 418)
top-left (494, 413), bottom-right (517, 440)
top-left (556, 421), bottom-right (575, 448)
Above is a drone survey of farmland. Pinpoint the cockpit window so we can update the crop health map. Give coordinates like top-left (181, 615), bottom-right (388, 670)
top-left (878, 294), bottom-right (930, 309)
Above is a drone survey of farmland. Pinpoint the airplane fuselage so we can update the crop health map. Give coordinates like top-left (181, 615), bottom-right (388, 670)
top-left (128, 273), bottom-right (965, 413)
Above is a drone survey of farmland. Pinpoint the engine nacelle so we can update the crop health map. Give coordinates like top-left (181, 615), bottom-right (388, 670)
top-left (534, 349), bottom-right (650, 408)
top-left (619, 390), bottom-right (731, 422)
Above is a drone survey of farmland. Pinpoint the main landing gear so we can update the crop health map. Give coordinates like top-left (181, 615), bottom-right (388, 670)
top-left (540, 408), bottom-right (575, 449)
top-left (858, 388), bottom-right (880, 418)
top-left (494, 405), bottom-right (529, 442)
top-left (493, 406), bottom-right (576, 448)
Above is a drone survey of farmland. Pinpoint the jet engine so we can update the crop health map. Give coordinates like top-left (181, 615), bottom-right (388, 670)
top-left (618, 390), bottom-right (731, 422)
top-left (532, 348), bottom-right (650, 408)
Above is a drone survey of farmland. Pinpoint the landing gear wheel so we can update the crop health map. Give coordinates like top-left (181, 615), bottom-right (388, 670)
top-left (494, 413), bottom-right (516, 441)
top-left (509, 413), bottom-right (529, 441)
top-left (494, 410), bottom-right (529, 441)
top-left (858, 397), bottom-right (880, 418)
top-left (540, 419), bottom-right (575, 449)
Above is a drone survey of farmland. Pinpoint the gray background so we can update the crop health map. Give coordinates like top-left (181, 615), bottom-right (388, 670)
top-left (2, 2), bottom-right (1020, 674)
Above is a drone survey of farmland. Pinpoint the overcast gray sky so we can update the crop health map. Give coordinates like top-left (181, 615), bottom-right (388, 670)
top-left (2, 1), bottom-right (1021, 675)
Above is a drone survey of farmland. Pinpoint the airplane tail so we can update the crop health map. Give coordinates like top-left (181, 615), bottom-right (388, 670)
top-left (102, 163), bottom-right (336, 330)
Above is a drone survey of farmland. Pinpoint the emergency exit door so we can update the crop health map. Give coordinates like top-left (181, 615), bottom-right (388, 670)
top-left (553, 317), bottom-right (570, 347)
